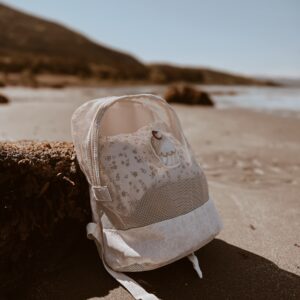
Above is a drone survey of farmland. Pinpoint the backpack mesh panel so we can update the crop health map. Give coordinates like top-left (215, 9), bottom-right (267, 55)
top-left (102, 173), bottom-right (209, 230)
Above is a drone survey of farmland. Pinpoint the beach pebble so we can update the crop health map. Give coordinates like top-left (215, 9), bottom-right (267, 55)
top-left (254, 168), bottom-right (264, 175)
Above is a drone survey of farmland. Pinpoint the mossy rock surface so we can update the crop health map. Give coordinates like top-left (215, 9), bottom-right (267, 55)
top-left (0, 141), bottom-right (90, 293)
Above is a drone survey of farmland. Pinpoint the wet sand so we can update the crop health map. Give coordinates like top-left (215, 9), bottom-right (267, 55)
top-left (0, 101), bottom-right (300, 299)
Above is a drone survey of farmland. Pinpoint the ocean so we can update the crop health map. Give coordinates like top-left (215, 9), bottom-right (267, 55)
top-left (0, 85), bottom-right (300, 140)
top-left (1, 85), bottom-right (300, 114)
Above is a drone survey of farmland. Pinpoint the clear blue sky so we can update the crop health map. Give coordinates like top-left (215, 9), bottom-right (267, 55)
top-left (3, 0), bottom-right (300, 78)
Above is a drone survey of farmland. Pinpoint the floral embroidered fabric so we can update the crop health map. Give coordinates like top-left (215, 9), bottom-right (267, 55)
top-left (97, 122), bottom-right (208, 229)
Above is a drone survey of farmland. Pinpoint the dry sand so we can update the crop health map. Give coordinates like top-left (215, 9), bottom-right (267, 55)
top-left (180, 106), bottom-right (300, 274)
top-left (0, 101), bottom-right (299, 299)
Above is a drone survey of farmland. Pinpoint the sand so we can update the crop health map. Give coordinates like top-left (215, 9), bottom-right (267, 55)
top-left (179, 107), bottom-right (300, 274)
top-left (0, 101), bottom-right (300, 299)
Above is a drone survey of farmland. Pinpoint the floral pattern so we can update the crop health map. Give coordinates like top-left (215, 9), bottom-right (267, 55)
top-left (98, 122), bottom-right (202, 217)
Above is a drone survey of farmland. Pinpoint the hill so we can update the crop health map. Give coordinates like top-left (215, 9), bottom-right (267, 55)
top-left (0, 3), bottom-right (148, 81)
top-left (0, 3), bottom-right (275, 86)
top-left (148, 64), bottom-right (274, 85)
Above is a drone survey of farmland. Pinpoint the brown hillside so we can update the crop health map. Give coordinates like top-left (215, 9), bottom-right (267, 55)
top-left (0, 3), bottom-right (148, 80)
top-left (0, 3), bottom-right (276, 86)
top-left (148, 64), bottom-right (275, 86)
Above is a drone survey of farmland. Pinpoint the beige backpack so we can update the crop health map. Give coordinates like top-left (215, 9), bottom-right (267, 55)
top-left (71, 94), bottom-right (222, 300)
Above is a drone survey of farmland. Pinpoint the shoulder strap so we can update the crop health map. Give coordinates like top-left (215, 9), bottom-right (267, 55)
top-left (86, 222), bottom-right (159, 300)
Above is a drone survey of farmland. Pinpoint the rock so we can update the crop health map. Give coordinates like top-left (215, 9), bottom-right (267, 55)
top-left (164, 84), bottom-right (214, 106)
top-left (50, 83), bottom-right (65, 89)
top-left (0, 93), bottom-right (9, 104)
top-left (0, 141), bottom-right (90, 291)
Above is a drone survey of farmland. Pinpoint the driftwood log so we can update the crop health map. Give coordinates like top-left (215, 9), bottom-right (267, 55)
top-left (0, 141), bottom-right (90, 294)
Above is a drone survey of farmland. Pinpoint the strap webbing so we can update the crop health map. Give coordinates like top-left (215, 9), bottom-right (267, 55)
top-left (187, 252), bottom-right (203, 279)
top-left (86, 222), bottom-right (159, 300)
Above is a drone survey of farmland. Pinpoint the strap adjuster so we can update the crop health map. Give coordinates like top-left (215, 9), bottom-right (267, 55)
top-left (91, 185), bottom-right (112, 202)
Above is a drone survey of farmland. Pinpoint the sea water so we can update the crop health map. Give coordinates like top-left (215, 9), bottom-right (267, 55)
top-left (1, 85), bottom-right (300, 114)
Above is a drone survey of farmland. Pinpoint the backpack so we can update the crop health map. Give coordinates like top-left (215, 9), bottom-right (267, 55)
top-left (71, 94), bottom-right (222, 300)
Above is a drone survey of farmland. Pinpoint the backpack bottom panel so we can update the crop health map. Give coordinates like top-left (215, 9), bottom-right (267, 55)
top-left (101, 198), bottom-right (222, 272)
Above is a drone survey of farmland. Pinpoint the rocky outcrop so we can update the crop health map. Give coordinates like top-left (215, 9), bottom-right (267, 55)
top-left (164, 84), bottom-right (214, 106)
top-left (0, 93), bottom-right (9, 104)
top-left (0, 141), bottom-right (90, 291)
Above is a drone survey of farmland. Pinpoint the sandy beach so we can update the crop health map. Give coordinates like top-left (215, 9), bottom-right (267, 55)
top-left (180, 107), bottom-right (300, 275)
top-left (1, 0), bottom-right (300, 298)
top-left (0, 88), bottom-right (300, 299)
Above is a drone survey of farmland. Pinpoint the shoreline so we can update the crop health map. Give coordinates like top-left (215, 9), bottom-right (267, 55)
top-left (1, 99), bottom-right (300, 141)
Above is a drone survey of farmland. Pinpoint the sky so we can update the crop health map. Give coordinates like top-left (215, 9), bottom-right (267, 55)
top-left (3, 0), bottom-right (300, 78)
